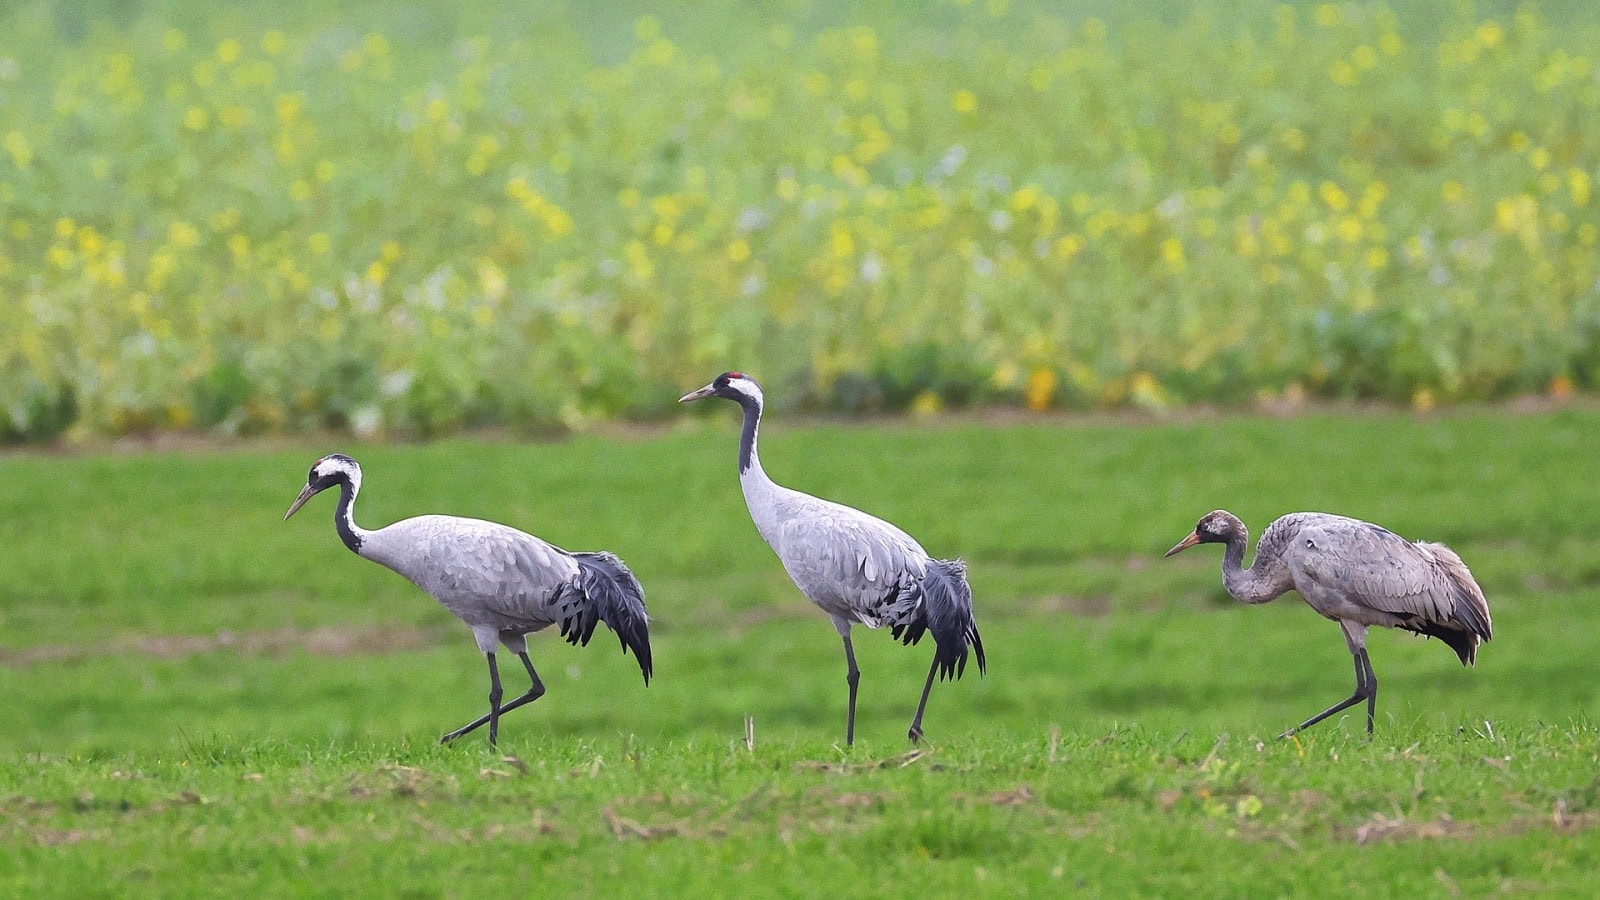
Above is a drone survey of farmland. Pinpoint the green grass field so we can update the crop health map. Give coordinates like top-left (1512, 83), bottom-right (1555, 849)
top-left (2, 408), bottom-right (1599, 894)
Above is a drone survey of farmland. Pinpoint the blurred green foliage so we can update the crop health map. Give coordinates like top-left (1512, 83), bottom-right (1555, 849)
top-left (3, 0), bottom-right (1600, 440)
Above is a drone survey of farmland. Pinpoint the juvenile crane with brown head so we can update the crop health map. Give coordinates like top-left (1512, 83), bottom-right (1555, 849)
top-left (1167, 509), bottom-right (1492, 737)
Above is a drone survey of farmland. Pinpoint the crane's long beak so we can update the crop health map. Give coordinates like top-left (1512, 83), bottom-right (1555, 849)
top-left (679, 383), bottom-right (716, 403)
top-left (1164, 531), bottom-right (1201, 558)
top-left (1164, 531), bottom-right (1203, 554)
top-left (283, 484), bottom-right (319, 521)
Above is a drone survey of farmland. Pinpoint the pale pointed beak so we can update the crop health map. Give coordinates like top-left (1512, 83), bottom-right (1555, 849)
top-left (1164, 531), bottom-right (1202, 558)
top-left (283, 484), bottom-right (319, 521)
top-left (679, 383), bottom-right (717, 403)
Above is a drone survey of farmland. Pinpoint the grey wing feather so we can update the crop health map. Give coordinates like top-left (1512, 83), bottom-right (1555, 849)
top-left (1290, 518), bottom-right (1492, 653)
top-left (774, 499), bottom-right (929, 627)
top-left (374, 516), bottom-right (581, 626)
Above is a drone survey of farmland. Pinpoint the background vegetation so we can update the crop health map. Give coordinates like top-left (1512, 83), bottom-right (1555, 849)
top-left (2, 410), bottom-right (1599, 892)
top-left (4, 0), bottom-right (1600, 440)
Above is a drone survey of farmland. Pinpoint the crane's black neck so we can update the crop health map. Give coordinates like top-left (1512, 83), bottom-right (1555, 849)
top-left (333, 479), bottom-right (365, 554)
top-left (736, 396), bottom-right (762, 475)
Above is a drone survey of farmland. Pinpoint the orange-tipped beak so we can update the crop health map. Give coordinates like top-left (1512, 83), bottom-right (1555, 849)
top-left (1164, 531), bottom-right (1201, 558)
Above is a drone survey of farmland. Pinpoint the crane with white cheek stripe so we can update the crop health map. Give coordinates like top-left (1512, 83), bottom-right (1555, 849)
top-left (284, 454), bottom-right (652, 746)
top-left (680, 372), bottom-right (985, 746)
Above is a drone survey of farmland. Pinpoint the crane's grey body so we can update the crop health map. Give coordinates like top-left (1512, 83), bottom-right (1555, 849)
top-left (285, 454), bottom-right (651, 746)
top-left (683, 372), bottom-right (983, 745)
top-left (1168, 509), bottom-right (1492, 736)
top-left (360, 514), bottom-right (584, 655)
top-left (744, 474), bottom-right (930, 630)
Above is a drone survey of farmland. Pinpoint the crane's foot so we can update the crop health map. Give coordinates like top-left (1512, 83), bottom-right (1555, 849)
top-left (1276, 727), bottom-right (1298, 740)
top-left (907, 724), bottom-right (925, 744)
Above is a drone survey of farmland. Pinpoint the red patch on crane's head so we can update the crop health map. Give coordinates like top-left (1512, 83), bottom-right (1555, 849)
top-left (727, 372), bottom-right (745, 380)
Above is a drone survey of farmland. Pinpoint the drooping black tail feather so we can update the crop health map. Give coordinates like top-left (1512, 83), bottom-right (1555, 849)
top-left (1406, 619), bottom-right (1482, 666)
top-left (569, 551), bottom-right (653, 684)
top-left (892, 558), bottom-right (985, 681)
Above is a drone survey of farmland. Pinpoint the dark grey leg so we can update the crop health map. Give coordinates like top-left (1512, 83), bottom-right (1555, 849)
top-left (441, 652), bottom-right (546, 745)
top-left (1280, 650), bottom-right (1370, 738)
top-left (486, 653), bottom-right (503, 746)
top-left (842, 632), bottom-right (861, 747)
top-left (907, 656), bottom-right (939, 744)
top-left (1361, 649), bottom-right (1378, 735)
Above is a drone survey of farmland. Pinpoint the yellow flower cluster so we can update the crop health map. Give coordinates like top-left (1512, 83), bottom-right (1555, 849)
top-left (1, 2), bottom-right (1599, 439)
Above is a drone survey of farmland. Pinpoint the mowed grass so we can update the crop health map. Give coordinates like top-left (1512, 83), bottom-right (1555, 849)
top-left (1, 408), bottom-right (1600, 893)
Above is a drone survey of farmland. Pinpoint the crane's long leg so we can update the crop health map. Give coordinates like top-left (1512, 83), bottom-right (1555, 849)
top-left (1279, 649), bottom-right (1371, 738)
top-left (833, 618), bottom-right (861, 747)
top-left (1361, 648), bottom-right (1378, 735)
top-left (907, 656), bottom-right (939, 744)
top-left (441, 652), bottom-right (547, 744)
top-left (485, 653), bottom-right (504, 746)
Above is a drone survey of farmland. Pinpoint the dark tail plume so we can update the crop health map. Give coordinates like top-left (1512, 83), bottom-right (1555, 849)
top-left (1414, 541), bottom-right (1492, 666)
top-left (568, 551), bottom-right (653, 684)
top-left (892, 558), bottom-right (985, 681)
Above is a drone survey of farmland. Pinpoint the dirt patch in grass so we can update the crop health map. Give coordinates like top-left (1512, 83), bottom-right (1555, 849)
top-left (1343, 806), bottom-right (1600, 845)
top-left (0, 624), bottom-right (455, 669)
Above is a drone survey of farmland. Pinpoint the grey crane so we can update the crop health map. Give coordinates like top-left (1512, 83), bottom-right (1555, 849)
top-left (283, 453), bottom-right (652, 746)
top-left (680, 372), bottom-right (984, 745)
top-left (1165, 510), bottom-right (1492, 737)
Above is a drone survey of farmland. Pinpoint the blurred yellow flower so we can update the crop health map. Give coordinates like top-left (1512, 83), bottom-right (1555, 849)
top-left (1160, 237), bottom-right (1186, 269)
top-left (216, 39), bottom-right (241, 65)
top-left (910, 390), bottom-right (942, 416)
top-left (952, 89), bottom-right (978, 113)
top-left (1024, 367), bottom-right (1057, 411)
top-left (183, 107), bottom-right (209, 131)
top-left (168, 221), bottom-right (200, 247)
top-left (315, 160), bottom-right (336, 182)
top-left (363, 33), bottom-right (391, 57)
top-left (727, 239), bottom-right (751, 262)
top-left (991, 361), bottom-right (1019, 389)
top-left (1319, 181), bottom-right (1349, 211)
top-left (163, 29), bottom-right (187, 53)
top-left (261, 31), bottom-right (287, 56)
top-left (1312, 4), bottom-right (1341, 28)
top-left (544, 208), bottom-right (574, 237)
top-left (1476, 22), bottom-right (1503, 48)
top-left (1441, 180), bottom-right (1465, 203)
top-left (829, 225), bottom-right (854, 258)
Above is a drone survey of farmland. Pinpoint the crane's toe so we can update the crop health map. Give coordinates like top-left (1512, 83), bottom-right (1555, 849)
top-left (907, 725), bottom-right (925, 744)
